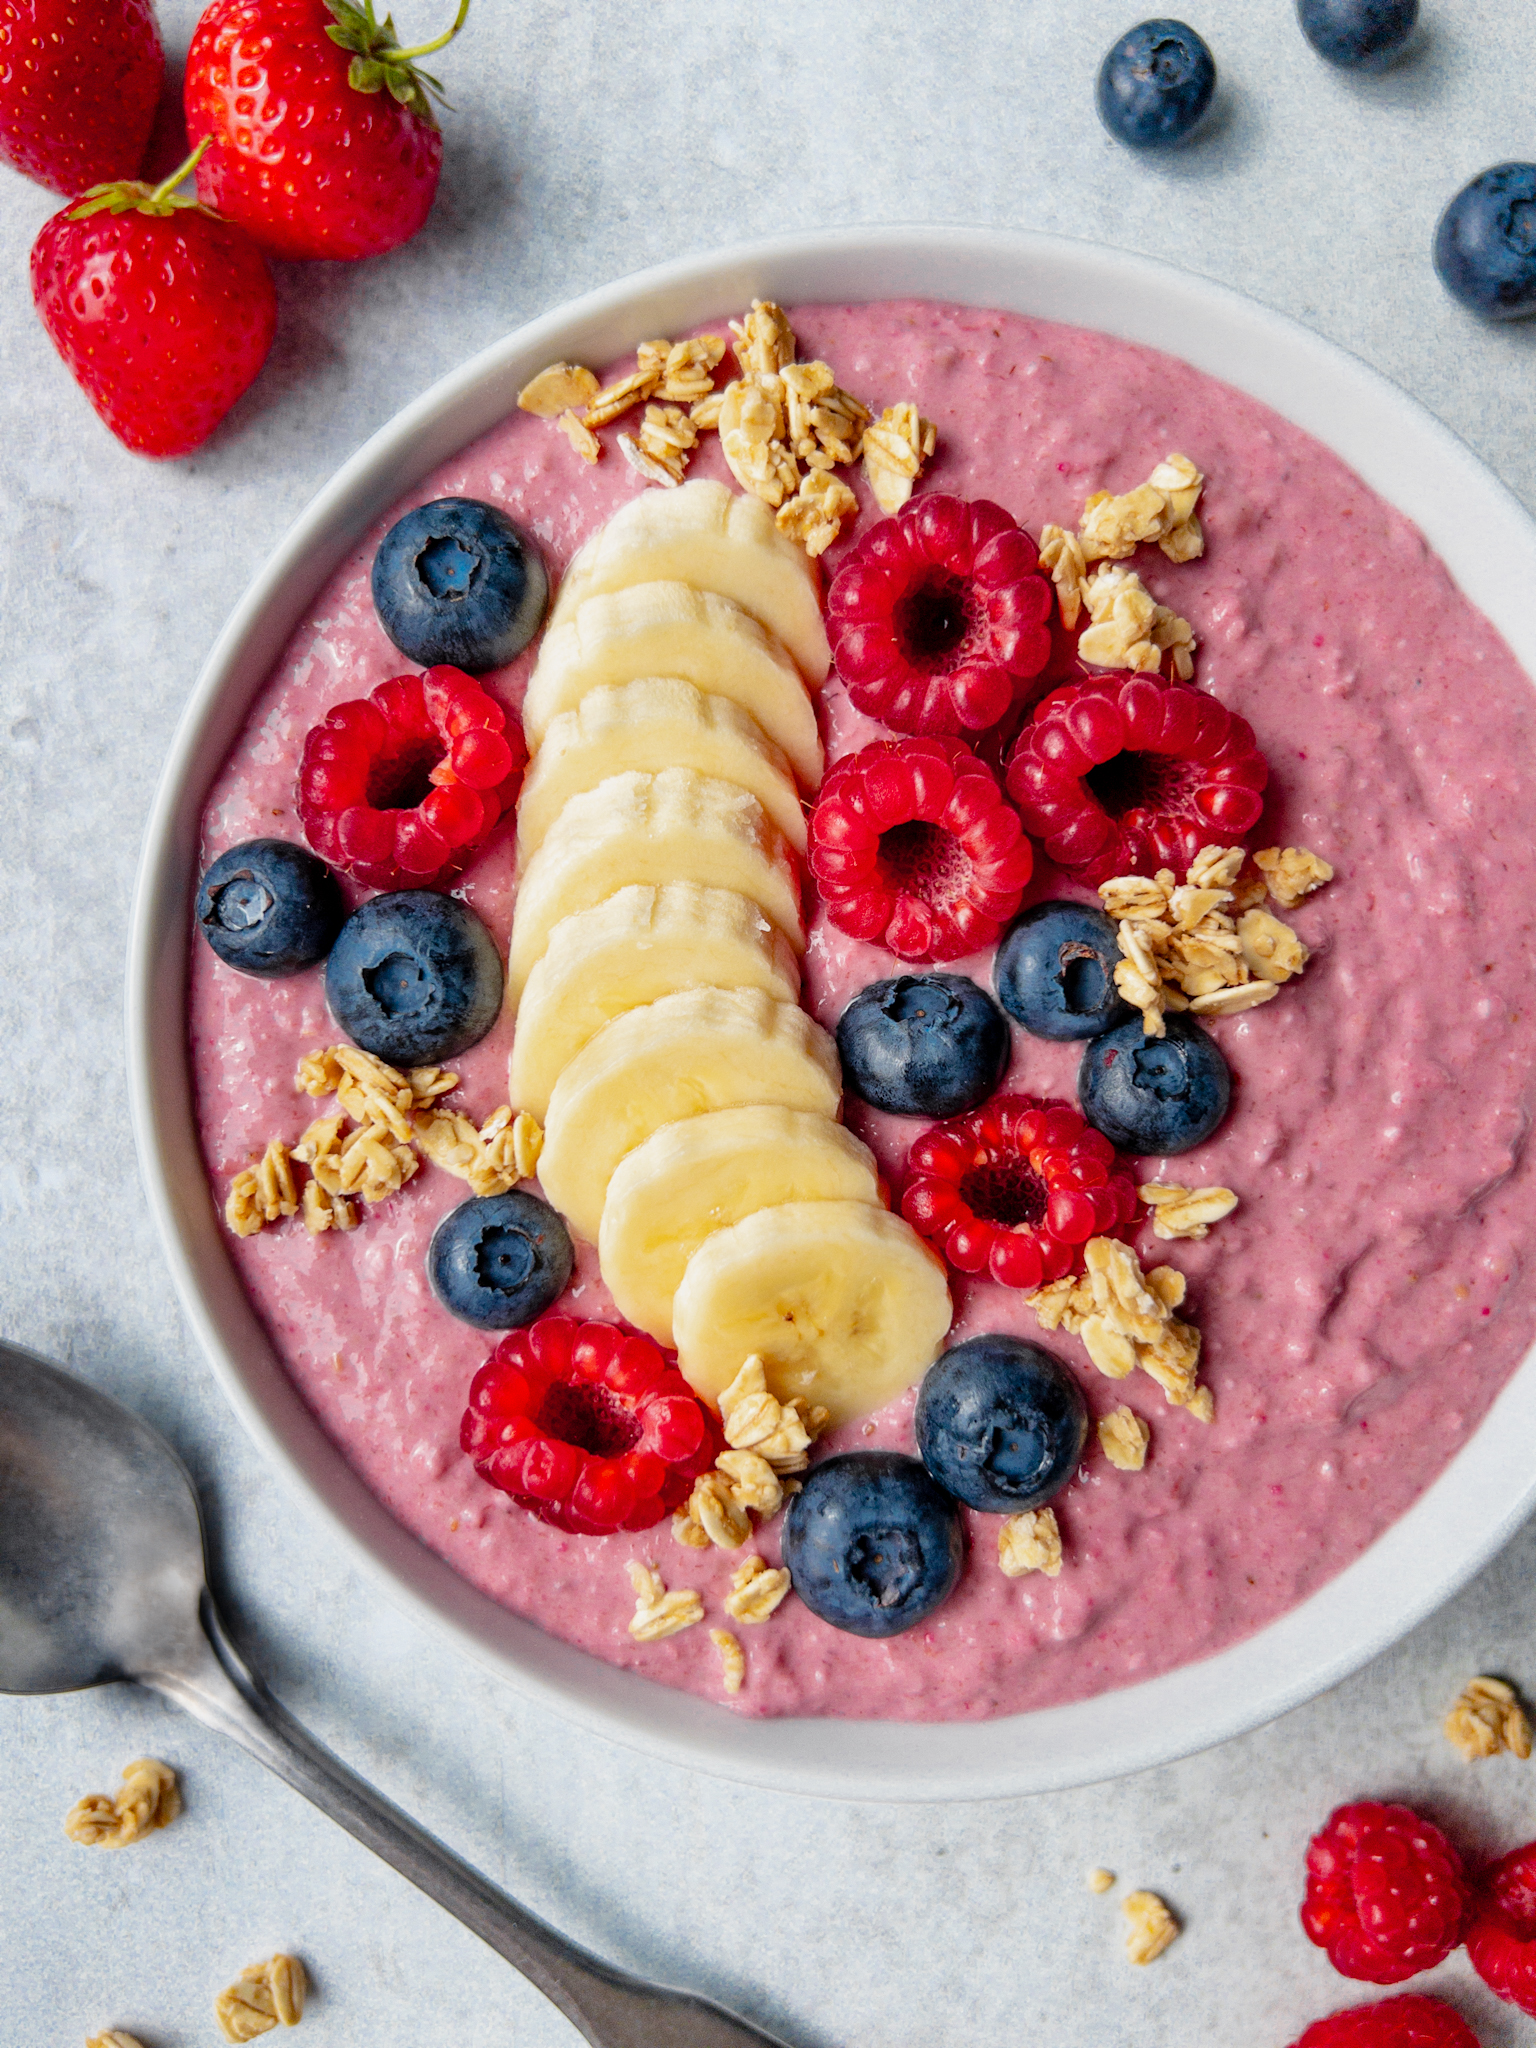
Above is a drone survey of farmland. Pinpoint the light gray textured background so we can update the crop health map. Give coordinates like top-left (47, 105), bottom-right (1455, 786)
top-left (5, 3), bottom-right (1536, 2043)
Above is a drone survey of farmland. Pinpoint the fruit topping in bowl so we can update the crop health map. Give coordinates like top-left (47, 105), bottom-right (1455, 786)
top-left (993, 900), bottom-right (1133, 1041)
top-left (826, 495), bottom-right (1053, 734)
top-left (809, 736), bottom-right (1033, 962)
top-left (902, 1097), bottom-right (1138, 1291)
top-left (325, 890), bottom-right (504, 1066)
top-left (836, 972), bottom-right (1011, 1118)
top-left (299, 665), bottom-right (524, 892)
top-left (428, 1190), bottom-right (573, 1331)
top-left (460, 1315), bottom-right (720, 1532)
top-left (915, 1335), bottom-right (1089, 1516)
top-left (1005, 672), bottom-right (1268, 884)
top-left (1077, 1012), bottom-right (1231, 1155)
top-left (782, 1450), bottom-right (965, 1638)
top-left (196, 839), bottom-right (344, 978)
top-left (372, 497), bottom-right (548, 672)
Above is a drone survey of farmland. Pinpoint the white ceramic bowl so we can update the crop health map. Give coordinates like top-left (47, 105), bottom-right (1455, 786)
top-left (128, 226), bottom-right (1536, 1801)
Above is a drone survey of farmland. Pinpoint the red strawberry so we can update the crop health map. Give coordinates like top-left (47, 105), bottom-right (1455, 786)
top-left (0, 0), bottom-right (163, 197)
top-left (30, 140), bottom-right (277, 459)
top-left (183, 0), bottom-right (468, 262)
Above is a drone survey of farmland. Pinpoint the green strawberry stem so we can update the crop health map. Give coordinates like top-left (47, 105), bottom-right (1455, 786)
top-left (325, 1), bottom-right (471, 126)
top-left (69, 137), bottom-right (215, 221)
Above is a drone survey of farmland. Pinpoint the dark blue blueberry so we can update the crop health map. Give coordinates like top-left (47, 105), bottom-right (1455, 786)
top-left (372, 497), bottom-right (548, 672)
top-left (1096, 19), bottom-right (1216, 150)
top-left (195, 838), bottom-right (344, 978)
top-left (325, 891), bottom-right (503, 1066)
top-left (1078, 1011), bottom-right (1230, 1155)
top-left (836, 974), bottom-right (1010, 1118)
top-left (428, 1190), bottom-right (573, 1330)
top-left (915, 1336), bottom-right (1089, 1516)
top-left (1296, 0), bottom-right (1416, 69)
top-left (994, 900), bottom-right (1133, 1043)
top-left (782, 1451), bottom-right (965, 1639)
top-left (1434, 165), bottom-right (1536, 322)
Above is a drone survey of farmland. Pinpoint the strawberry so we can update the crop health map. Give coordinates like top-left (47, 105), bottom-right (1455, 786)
top-left (183, 0), bottom-right (469, 262)
top-left (0, 0), bottom-right (164, 197)
top-left (30, 140), bottom-right (277, 458)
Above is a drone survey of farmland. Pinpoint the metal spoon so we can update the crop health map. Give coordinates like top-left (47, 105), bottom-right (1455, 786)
top-left (0, 1340), bottom-right (791, 2048)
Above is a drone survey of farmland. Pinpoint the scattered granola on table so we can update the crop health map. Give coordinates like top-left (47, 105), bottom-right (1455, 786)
top-left (64, 1758), bottom-right (180, 1848)
top-left (214, 1956), bottom-right (306, 2042)
top-left (1123, 1890), bottom-right (1180, 1965)
top-left (1445, 1676), bottom-right (1533, 1760)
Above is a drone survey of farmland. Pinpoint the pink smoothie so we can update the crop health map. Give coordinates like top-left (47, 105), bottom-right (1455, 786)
top-left (189, 300), bottom-right (1536, 1721)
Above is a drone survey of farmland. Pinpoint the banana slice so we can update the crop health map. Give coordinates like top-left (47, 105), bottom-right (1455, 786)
top-left (516, 677), bottom-right (806, 861)
top-left (548, 478), bottom-right (831, 688)
top-left (524, 582), bottom-right (823, 790)
top-left (538, 988), bottom-right (839, 1244)
top-left (508, 768), bottom-right (804, 1003)
top-left (671, 1201), bottom-right (953, 1429)
top-left (509, 883), bottom-right (801, 1121)
top-left (600, 1107), bottom-right (882, 1344)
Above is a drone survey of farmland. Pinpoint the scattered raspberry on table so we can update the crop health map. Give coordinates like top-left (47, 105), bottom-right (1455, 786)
top-left (1465, 1837), bottom-right (1536, 2015)
top-left (1287, 1992), bottom-right (1481, 2048)
top-left (1301, 1802), bottom-right (1470, 1986)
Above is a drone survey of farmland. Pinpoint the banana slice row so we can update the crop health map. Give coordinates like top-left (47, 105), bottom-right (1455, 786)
top-left (508, 476), bottom-right (951, 1423)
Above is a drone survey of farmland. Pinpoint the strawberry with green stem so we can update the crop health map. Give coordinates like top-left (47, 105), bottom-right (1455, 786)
top-left (184, 0), bottom-right (472, 263)
top-left (31, 138), bottom-right (278, 458)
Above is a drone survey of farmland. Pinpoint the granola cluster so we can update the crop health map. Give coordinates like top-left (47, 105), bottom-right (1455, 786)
top-left (1031, 1236), bottom-right (1212, 1422)
top-left (224, 1046), bottom-right (541, 1239)
top-left (998, 1505), bottom-right (1062, 1578)
top-left (1123, 1889), bottom-right (1180, 1965)
top-left (214, 1956), bottom-right (306, 2042)
top-left (625, 1559), bottom-right (705, 1642)
top-left (1137, 1182), bottom-right (1239, 1243)
top-left (1039, 453), bottom-right (1203, 673)
top-left (1097, 1405), bottom-right (1151, 1472)
top-left (1444, 1675), bottom-right (1533, 1761)
top-left (517, 299), bottom-right (936, 556)
top-left (64, 1758), bottom-right (181, 1849)
top-left (672, 1356), bottom-right (827, 1551)
top-left (1099, 842), bottom-right (1322, 1039)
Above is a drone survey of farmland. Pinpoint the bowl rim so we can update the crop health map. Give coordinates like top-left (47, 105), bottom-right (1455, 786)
top-left (128, 223), bottom-right (1536, 1802)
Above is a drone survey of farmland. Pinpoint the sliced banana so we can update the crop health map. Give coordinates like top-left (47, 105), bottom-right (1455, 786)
top-left (600, 1107), bottom-right (882, 1344)
top-left (671, 1201), bottom-right (953, 1430)
top-left (524, 582), bottom-right (824, 790)
top-left (547, 479), bottom-right (832, 689)
top-left (507, 767), bottom-right (804, 1003)
top-left (516, 677), bottom-right (806, 860)
top-left (508, 883), bottom-right (801, 1121)
top-left (538, 988), bottom-right (840, 1245)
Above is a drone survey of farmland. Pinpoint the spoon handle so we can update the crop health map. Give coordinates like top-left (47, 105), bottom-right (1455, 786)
top-left (147, 1595), bottom-right (791, 2048)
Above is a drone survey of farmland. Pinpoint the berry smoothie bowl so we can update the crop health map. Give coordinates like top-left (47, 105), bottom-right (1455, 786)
top-left (131, 231), bottom-right (1536, 1799)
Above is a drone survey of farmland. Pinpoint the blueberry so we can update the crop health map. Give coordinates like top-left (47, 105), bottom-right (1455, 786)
top-left (836, 974), bottom-right (1010, 1118)
top-left (1078, 1011), bottom-right (1230, 1155)
top-left (428, 1190), bottom-right (573, 1330)
top-left (782, 1451), bottom-right (965, 1639)
top-left (1295, 0), bottom-right (1416, 69)
top-left (1096, 19), bottom-right (1216, 150)
top-left (195, 838), bottom-right (344, 978)
top-left (325, 891), bottom-right (503, 1065)
top-left (1434, 165), bottom-right (1536, 322)
top-left (994, 900), bottom-right (1133, 1042)
top-left (916, 1336), bottom-right (1089, 1515)
top-left (372, 498), bottom-right (548, 672)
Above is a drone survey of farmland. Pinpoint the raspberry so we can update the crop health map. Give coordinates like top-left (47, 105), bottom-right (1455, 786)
top-left (826, 495), bottom-right (1053, 735)
top-left (1301, 1802), bottom-right (1470, 1986)
top-left (1005, 672), bottom-right (1268, 884)
top-left (808, 736), bottom-right (1033, 962)
top-left (298, 665), bottom-right (525, 892)
top-left (1466, 1839), bottom-right (1536, 2015)
top-left (900, 1095), bottom-right (1138, 1290)
top-left (1287, 1994), bottom-right (1482, 2048)
top-left (459, 1316), bottom-right (721, 1536)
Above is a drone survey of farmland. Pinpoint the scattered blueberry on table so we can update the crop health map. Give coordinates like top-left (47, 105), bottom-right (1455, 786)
top-left (994, 901), bottom-right (1132, 1042)
top-left (916, 1336), bottom-right (1089, 1516)
top-left (372, 497), bottom-right (548, 672)
top-left (1078, 1011), bottom-right (1230, 1155)
top-left (1295, 0), bottom-right (1417, 70)
top-left (1434, 165), bottom-right (1536, 321)
top-left (325, 890), bottom-right (504, 1065)
top-left (195, 838), bottom-right (344, 978)
top-left (837, 973), bottom-right (1011, 1118)
top-left (783, 1451), bottom-right (965, 1638)
top-left (1095, 18), bottom-right (1216, 150)
top-left (428, 1191), bottom-right (574, 1330)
